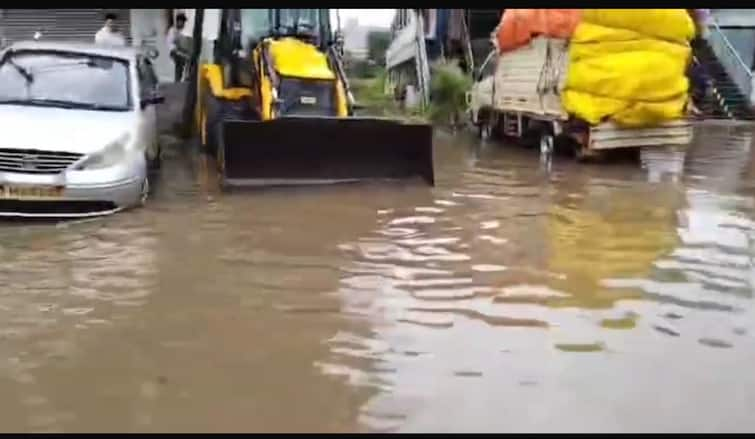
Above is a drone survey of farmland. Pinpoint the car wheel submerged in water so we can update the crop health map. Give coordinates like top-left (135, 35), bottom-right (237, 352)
top-left (140, 175), bottom-right (150, 206)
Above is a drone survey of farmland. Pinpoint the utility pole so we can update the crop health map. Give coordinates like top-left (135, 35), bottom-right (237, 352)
top-left (181, 8), bottom-right (205, 138)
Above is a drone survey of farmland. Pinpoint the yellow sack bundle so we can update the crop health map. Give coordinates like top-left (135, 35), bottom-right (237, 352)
top-left (562, 10), bottom-right (694, 127)
top-left (562, 90), bottom-right (689, 127)
top-left (568, 23), bottom-right (692, 63)
top-left (581, 9), bottom-right (695, 44)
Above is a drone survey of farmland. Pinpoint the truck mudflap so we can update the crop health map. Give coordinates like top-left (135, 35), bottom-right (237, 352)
top-left (219, 116), bottom-right (435, 187)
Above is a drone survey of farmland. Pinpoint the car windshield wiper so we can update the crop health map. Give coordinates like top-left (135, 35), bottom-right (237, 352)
top-left (0, 98), bottom-right (127, 111)
top-left (67, 102), bottom-right (129, 111)
top-left (0, 98), bottom-right (79, 108)
top-left (33, 59), bottom-right (110, 75)
top-left (5, 58), bottom-right (34, 83)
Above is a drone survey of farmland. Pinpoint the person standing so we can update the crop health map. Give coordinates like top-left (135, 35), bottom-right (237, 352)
top-left (94, 12), bottom-right (126, 47)
top-left (166, 13), bottom-right (189, 82)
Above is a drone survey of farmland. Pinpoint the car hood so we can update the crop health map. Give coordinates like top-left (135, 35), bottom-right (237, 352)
top-left (0, 104), bottom-right (136, 155)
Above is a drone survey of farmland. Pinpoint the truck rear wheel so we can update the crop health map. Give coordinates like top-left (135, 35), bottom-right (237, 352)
top-left (479, 111), bottom-right (497, 141)
top-left (574, 134), bottom-right (604, 162)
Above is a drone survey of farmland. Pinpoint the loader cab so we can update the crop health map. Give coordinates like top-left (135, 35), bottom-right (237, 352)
top-left (214, 9), bottom-right (334, 88)
top-left (209, 8), bottom-right (350, 119)
top-left (272, 9), bottom-right (332, 50)
top-left (214, 9), bottom-right (335, 74)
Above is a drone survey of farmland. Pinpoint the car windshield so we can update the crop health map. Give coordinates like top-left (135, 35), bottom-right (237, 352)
top-left (0, 50), bottom-right (131, 111)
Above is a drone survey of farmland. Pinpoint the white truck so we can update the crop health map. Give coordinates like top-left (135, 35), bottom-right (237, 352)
top-left (466, 37), bottom-right (693, 160)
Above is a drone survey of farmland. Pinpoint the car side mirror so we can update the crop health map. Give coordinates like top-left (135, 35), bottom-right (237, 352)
top-left (140, 92), bottom-right (165, 109)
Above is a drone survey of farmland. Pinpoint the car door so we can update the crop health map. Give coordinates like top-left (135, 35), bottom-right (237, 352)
top-left (136, 55), bottom-right (159, 161)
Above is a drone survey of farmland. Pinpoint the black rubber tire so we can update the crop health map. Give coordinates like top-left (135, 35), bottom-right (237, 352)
top-left (147, 142), bottom-right (162, 170)
top-left (216, 136), bottom-right (229, 192)
top-left (478, 110), bottom-right (495, 141)
top-left (139, 175), bottom-right (150, 206)
top-left (575, 147), bottom-right (592, 162)
top-left (479, 121), bottom-right (492, 140)
top-left (200, 80), bottom-right (221, 157)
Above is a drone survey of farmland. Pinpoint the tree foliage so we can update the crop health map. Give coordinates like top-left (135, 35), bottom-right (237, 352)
top-left (367, 30), bottom-right (391, 65)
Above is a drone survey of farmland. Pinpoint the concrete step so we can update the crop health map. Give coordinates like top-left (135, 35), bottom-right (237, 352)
top-left (692, 39), bottom-right (754, 120)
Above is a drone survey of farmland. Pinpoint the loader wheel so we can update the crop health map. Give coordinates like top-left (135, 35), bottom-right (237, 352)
top-left (200, 84), bottom-right (221, 157)
top-left (216, 138), bottom-right (229, 192)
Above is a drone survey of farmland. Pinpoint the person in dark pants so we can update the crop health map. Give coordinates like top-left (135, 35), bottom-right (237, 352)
top-left (166, 13), bottom-right (188, 82)
top-left (688, 61), bottom-right (708, 116)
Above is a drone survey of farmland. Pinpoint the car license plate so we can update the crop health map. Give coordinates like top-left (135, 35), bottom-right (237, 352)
top-left (0, 185), bottom-right (63, 200)
top-left (300, 96), bottom-right (317, 105)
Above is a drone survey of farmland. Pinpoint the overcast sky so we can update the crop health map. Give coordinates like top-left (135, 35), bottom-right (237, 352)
top-left (332, 9), bottom-right (395, 28)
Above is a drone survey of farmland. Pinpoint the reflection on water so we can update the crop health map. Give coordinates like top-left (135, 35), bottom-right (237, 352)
top-left (1, 123), bottom-right (755, 432)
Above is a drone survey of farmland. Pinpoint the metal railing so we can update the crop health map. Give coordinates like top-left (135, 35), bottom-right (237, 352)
top-left (706, 19), bottom-right (753, 104)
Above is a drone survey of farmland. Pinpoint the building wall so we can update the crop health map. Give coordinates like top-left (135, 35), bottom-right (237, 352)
top-left (129, 9), bottom-right (222, 83)
top-left (720, 28), bottom-right (755, 70)
top-left (129, 9), bottom-right (173, 82)
top-left (173, 9), bottom-right (221, 65)
top-left (711, 9), bottom-right (755, 27)
top-left (711, 9), bottom-right (755, 70)
top-left (343, 18), bottom-right (388, 61)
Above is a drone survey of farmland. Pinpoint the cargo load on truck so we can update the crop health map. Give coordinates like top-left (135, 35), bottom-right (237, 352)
top-left (561, 9), bottom-right (695, 127)
top-left (485, 9), bottom-right (694, 158)
top-left (495, 9), bottom-right (581, 53)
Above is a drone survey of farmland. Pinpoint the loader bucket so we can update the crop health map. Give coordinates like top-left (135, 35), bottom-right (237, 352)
top-left (219, 116), bottom-right (434, 187)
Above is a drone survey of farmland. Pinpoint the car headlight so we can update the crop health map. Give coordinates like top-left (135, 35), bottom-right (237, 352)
top-left (76, 134), bottom-right (130, 170)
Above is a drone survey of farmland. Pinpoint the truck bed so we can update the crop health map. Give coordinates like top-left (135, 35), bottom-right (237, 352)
top-left (588, 119), bottom-right (693, 150)
top-left (493, 37), bottom-right (568, 118)
top-left (492, 36), bottom-right (693, 151)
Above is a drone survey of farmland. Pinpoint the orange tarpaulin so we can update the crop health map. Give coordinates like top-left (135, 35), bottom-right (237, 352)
top-left (496, 9), bottom-right (582, 53)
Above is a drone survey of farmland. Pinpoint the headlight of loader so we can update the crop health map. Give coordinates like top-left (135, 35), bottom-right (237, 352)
top-left (76, 134), bottom-right (130, 170)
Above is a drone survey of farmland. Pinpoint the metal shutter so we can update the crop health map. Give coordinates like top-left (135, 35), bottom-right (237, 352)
top-left (1, 9), bottom-right (132, 45)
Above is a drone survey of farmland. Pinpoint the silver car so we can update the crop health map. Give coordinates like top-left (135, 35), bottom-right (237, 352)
top-left (0, 41), bottom-right (164, 218)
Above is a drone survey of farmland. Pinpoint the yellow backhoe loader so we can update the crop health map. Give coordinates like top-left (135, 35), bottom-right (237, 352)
top-left (194, 9), bottom-right (434, 188)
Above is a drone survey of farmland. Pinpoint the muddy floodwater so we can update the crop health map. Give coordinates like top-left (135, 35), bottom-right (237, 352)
top-left (1, 122), bottom-right (755, 432)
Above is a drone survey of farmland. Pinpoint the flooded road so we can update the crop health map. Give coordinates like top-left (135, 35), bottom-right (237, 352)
top-left (1, 122), bottom-right (755, 432)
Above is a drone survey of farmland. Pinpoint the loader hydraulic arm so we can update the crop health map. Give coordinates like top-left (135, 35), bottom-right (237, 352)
top-left (259, 41), bottom-right (279, 87)
top-left (327, 45), bottom-right (359, 115)
top-left (259, 40), bottom-right (282, 115)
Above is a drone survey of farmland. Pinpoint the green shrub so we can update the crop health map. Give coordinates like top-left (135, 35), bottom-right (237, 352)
top-left (428, 59), bottom-right (472, 125)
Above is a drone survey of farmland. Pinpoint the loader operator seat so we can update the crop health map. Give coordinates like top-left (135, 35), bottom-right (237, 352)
top-left (214, 9), bottom-right (256, 90)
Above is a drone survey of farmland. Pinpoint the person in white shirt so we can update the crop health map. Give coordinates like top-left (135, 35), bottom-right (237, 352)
top-left (166, 13), bottom-right (189, 82)
top-left (94, 12), bottom-right (126, 47)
